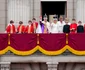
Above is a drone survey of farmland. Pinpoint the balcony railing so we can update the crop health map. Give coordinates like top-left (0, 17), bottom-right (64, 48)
top-left (0, 33), bottom-right (85, 56)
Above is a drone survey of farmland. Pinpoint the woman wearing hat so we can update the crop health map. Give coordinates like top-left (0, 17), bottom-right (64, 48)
top-left (51, 15), bottom-right (58, 33)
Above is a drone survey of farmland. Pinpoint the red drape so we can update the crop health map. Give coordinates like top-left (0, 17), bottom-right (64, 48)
top-left (68, 33), bottom-right (85, 51)
top-left (0, 33), bottom-right (85, 55)
top-left (0, 34), bottom-right (8, 50)
top-left (39, 34), bottom-right (66, 51)
top-left (10, 34), bottom-right (37, 51)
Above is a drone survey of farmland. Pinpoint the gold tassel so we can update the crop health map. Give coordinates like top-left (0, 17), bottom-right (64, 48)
top-left (66, 33), bottom-right (68, 45)
top-left (8, 34), bottom-right (10, 45)
top-left (37, 34), bottom-right (39, 45)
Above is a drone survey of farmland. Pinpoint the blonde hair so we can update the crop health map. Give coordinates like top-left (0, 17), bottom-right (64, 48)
top-left (65, 18), bottom-right (69, 23)
top-left (59, 16), bottom-right (63, 19)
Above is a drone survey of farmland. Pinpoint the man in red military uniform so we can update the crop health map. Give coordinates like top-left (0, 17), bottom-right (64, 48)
top-left (25, 20), bottom-right (33, 33)
top-left (6, 20), bottom-right (16, 33)
top-left (17, 21), bottom-right (25, 34)
top-left (32, 18), bottom-right (38, 33)
top-left (70, 19), bottom-right (77, 33)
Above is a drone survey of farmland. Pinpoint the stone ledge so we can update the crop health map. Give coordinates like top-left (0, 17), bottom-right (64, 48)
top-left (0, 62), bottom-right (11, 64)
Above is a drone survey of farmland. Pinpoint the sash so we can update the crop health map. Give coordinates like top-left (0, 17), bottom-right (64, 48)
top-left (19, 25), bottom-right (22, 33)
top-left (28, 25), bottom-right (31, 33)
top-left (10, 25), bottom-right (13, 33)
top-left (33, 23), bottom-right (36, 33)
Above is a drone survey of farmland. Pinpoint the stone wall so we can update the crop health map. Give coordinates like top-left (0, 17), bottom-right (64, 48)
top-left (76, 0), bottom-right (85, 23)
top-left (1, 0), bottom-right (85, 32)
top-left (33, 0), bottom-right (40, 21)
top-left (0, 0), bottom-right (7, 32)
top-left (67, 0), bottom-right (75, 21)
top-left (29, 0), bottom-right (40, 21)
top-left (0, 0), bottom-right (80, 32)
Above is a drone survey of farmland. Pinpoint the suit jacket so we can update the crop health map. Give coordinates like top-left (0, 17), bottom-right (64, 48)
top-left (63, 25), bottom-right (70, 33)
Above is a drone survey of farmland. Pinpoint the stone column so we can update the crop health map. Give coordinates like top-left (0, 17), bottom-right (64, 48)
top-left (29, 0), bottom-right (40, 21)
top-left (46, 62), bottom-right (59, 70)
top-left (0, 62), bottom-right (11, 70)
top-left (0, 0), bottom-right (7, 32)
top-left (67, 0), bottom-right (74, 21)
top-left (76, 0), bottom-right (85, 23)
top-left (29, 0), bottom-right (33, 20)
top-left (33, 0), bottom-right (40, 21)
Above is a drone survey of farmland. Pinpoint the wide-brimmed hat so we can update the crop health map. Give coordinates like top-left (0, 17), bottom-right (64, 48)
top-left (53, 15), bottom-right (57, 20)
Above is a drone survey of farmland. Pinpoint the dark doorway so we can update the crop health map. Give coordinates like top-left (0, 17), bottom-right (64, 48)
top-left (41, 1), bottom-right (67, 21)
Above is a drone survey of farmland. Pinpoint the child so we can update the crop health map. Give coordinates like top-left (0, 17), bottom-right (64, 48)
top-left (63, 18), bottom-right (70, 33)
top-left (25, 20), bottom-right (33, 33)
top-left (77, 21), bottom-right (84, 33)
top-left (6, 20), bottom-right (16, 33)
top-left (70, 19), bottom-right (77, 33)
top-left (32, 18), bottom-right (38, 33)
top-left (17, 21), bottom-right (25, 34)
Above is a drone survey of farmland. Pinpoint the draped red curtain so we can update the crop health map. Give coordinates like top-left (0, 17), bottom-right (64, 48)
top-left (39, 34), bottom-right (66, 51)
top-left (10, 34), bottom-right (37, 51)
top-left (68, 33), bottom-right (85, 51)
top-left (0, 34), bottom-right (8, 50)
top-left (0, 33), bottom-right (85, 56)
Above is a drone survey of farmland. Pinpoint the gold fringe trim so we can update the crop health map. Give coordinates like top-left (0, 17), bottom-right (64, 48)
top-left (0, 45), bottom-right (85, 56)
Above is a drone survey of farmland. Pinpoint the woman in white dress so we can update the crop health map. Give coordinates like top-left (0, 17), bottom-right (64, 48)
top-left (51, 15), bottom-right (58, 33)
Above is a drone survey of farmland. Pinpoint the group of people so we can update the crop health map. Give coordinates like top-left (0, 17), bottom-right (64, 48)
top-left (6, 18), bottom-right (38, 34)
top-left (6, 14), bottom-right (85, 34)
